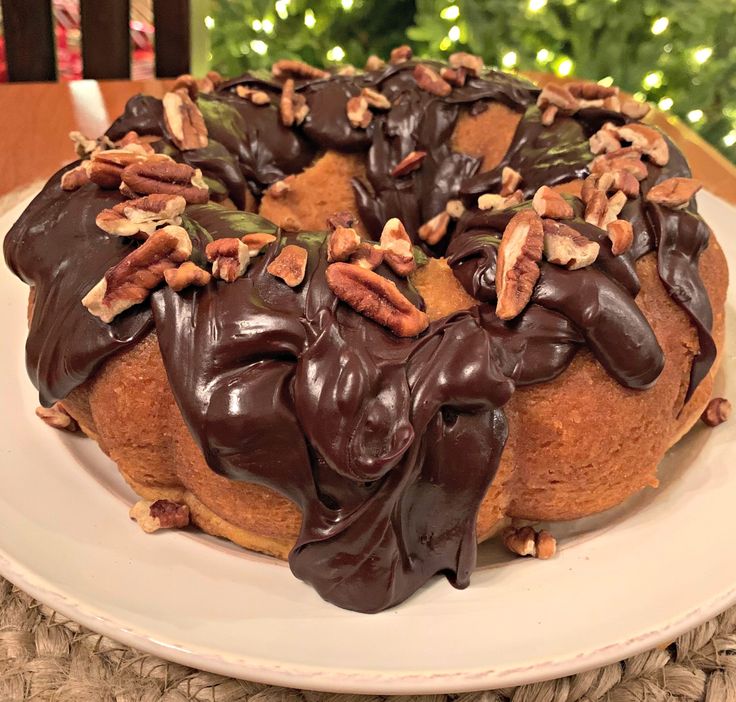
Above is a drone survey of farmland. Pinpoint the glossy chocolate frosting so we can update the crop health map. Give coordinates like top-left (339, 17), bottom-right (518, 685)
top-left (3, 61), bottom-right (716, 612)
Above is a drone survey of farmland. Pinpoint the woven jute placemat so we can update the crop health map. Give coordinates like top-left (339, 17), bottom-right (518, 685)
top-left (1, 577), bottom-right (734, 702)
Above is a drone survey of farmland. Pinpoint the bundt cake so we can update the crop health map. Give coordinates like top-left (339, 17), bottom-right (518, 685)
top-left (3, 49), bottom-right (728, 613)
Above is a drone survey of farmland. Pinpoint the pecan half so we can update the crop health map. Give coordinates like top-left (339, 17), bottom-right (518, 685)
top-left (590, 148), bottom-right (648, 181)
top-left (35, 403), bottom-right (79, 432)
top-left (478, 190), bottom-right (523, 212)
top-left (88, 148), bottom-right (152, 189)
top-left (500, 166), bottom-right (522, 197)
top-left (349, 242), bottom-right (384, 270)
top-left (645, 177), bottom-right (702, 209)
top-left (418, 211), bottom-right (450, 245)
top-left (121, 159), bottom-right (209, 204)
top-left (413, 64), bottom-right (452, 97)
top-left (440, 67), bottom-right (467, 87)
top-left (365, 54), bottom-right (386, 71)
top-left (615, 124), bottom-right (669, 166)
top-left (163, 90), bottom-right (208, 151)
top-left (272, 59), bottom-right (329, 80)
top-left (206, 238), bottom-right (250, 282)
top-left (241, 232), bottom-right (277, 256)
top-left (503, 526), bottom-right (556, 560)
top-left (164, 261), bottom-right (212, 291)
top-left (446, 199), bottom-right (466, 219)
top-left (325, 263), bottom-right (429, 337)
top-left (543, 219), bottom-right (599, 270)
top-left (389, 45), bottom-right (412, 65)
top-left (346, 96), bottom-right (372, 129)
top-left (361, 87), bottom-right (391, 110)
top-left (391, 150), bottom-right (427, 177)
top-left (280, 78), bottom-right (309, 127)
top-left (606, 219), bottom-right (634, 255)
top-left (267, 244), bottom-right (308, 287)
top-left (82, 225), bottom-right (192, 322)
top-left (235, 85), bottom-right (271, 105)
top-left (61, 163), bottom-right (91, 191)
top-left (172, 73), bottom-right (199, 100)
top-left (380, 218), bottom-right (415, 276)
top-left (327, 226), bottom-right (362, 262)
top-left (130, 499), bottom-right (190, 533)
top-left (96, 193), bottom-right (186, 238)
top-left (495, 210), bottom-right (544, 320)
top-left (532, 185), bottom-right (574, 219)
top-left (701, 397), bottom-right (731, 427)
top-left (449, 51), bottom-right (483, 77)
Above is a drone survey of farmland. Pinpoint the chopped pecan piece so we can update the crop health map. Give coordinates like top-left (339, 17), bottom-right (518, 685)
top-left (365, 54), bottom-right (386, 71)
top-left (114, 130), bottom-right (157, 153)
top-left (69, 130), bottom-right (102, 159)
top-left (380, 218), bottom-right (415, 276)
top-left (615, 124), bottom-right (669, 166)
top-left (590, 148), bottom-right (648, 181)
top-left (82, 225), bottom-right (192, 323)
top-left (267, 176), bottom-right (294, 199)
top-left (338, 65), bottom-right (357, 76)
top-left (418, 211), bottom-right (450, 246)
top-left (361, 87), bottom-right (391, 110)
top-left (172, 73), bottom-right (199, 99)
top-left (581, 170), bottom-right (639, 201)
top-left (61, 163), bottom-right (91, 191)
top-left (645, 177), bottom-right (702, 209)
top-left (567, 81), bottom-right (618, 100)
top-left (267, 244), bottom-right (309, 287)
top-left (446, 199), bottom-right (466, 219)
top-left (413, 64), bottom-right (452, 97)
top-left (478, 191), bottom-right (523, 212)
top-left (121, 159), bottom-right (209, 203)
top-left (500, 166), bottom-right (522, 197)
top-left (272, 59), bottom-right (329, 80)
top-left (235, 85), bottom-right (271, 105)
top-left (346, 96), bottom-right (372, 128)
top-left (620, 98), bottom-right (650, 120)
top-left (164, 261), bottom-right (212, 292)
top-left (206, 238), bottom-right (250, 282)
top-left (241, 232), bottom-right (277, 256)
top-left (503, 526), bottom-right (556, 560)
top-left (440, 67), bottom-right (466, 87)
top-left (495, 210), bottom-right (544, 320)
top-left (389, 45), bottom-right (412, 64)
top-left (325, 263), bottom-right (429, 337)
top-left (449, 51), bottom-right (483, 77)
top-left (88, 148), bottom-right (152, 189)
top-left (326, 210), bottom-right (355, 231)
top-left (702, 397), bottom-right (731, 427)
top-left (327, 226), bottom-right (362, 262)
top-left (589, 123), bottom-right (622, 155)
top-left (585, 190), bottom-right (627, 228)
top-left (96, 193), bottom-right (186, 238)
top-left (532, 185), bottom-right (574, 219)
top-left (606, 219), bottom-right (634, 255)
top-left (206, 70), bottom-right (224, 89)
top-left (537, 83), bottom-right (578, 113)
top-left (130, 499), bottom-right (190, 533)
top-left (280, 79), bottom-right (309, 127)
top-left (163, 90), bottom-right (208, 150)
top-left (543, 219), bottom-right (599, 270)
top-left (540, 105), bottom-right (558, 126)
top-left (602, 94), bottom-right (622, 112)
top-left (391, 150), bottom-right (427, 177)
top-left (35, 403), bottom-right (79, 432)
top-left (349, 242), bottom-right (384, 270)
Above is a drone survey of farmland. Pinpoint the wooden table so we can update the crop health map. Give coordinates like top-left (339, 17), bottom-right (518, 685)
top-left (1, 79), bottom-right (734, 211)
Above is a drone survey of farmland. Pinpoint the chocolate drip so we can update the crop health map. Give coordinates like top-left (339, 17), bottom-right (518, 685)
top-left (2, 64), bottom-right (719, 612)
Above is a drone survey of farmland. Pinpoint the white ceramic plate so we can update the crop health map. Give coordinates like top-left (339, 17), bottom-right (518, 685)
top-left (0, 190), bottom-right (734, 694)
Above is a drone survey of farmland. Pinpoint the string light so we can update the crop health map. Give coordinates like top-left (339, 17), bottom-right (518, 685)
top-left (651, 17), bottom-right (669, 35)
top-left (642, 70), bottom-right (663, 89)
top-left (448, 25), bottom-right (461, 42)
top-left (687, 109), bottom-right (704, 123)
top-left (536, 48), bottom-right (552, 63)
top-left (693, 47), bottom-right (713, 64)
top-left (326, 45), bottom-right (346, 62)
top-left (724, 131), bottom-right (736, 147)
top-left (304, 9), bottom-right (316, 28)
top-left (204, 15), bottom-right (215, 30)
top-left (251, 19), bottom-right (262, 31)
top-left (502, 51), bottom-right (518, 68)
top-left (250, 39), bottom-right (268, 55)
top-left (262, 19), bottom-right (274, 33)
top-left (341, 0), bottom-right (354, 8)
top-left (528, 0), bottom-right (547, 10)
top-left (439, 37), bottom-right (452, 51)
top-left (555, 57), bottom-right (573, 76)
top-left (440, 5), bottom-right (460, 20)
top-left (597, 76), bottom-right (614, 87)
top-left (274, 0), bottom-right (289, 20)
top-left (658, 97), bottom-right (674, 111)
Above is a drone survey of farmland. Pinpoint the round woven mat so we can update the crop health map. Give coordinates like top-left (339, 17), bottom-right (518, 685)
top-left (1, 577), bottom-right (734, 702)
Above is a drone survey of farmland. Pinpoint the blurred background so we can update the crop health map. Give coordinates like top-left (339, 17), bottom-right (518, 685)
top-left (0, 0), bottom-right (733, 163)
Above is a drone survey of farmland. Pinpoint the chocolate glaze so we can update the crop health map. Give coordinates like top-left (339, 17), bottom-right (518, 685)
top-left (3, 62), bottom-right (717, 612)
